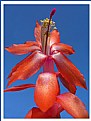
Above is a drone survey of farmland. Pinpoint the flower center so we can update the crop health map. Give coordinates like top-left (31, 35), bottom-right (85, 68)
top-left (40, 18), bottom-right (55, 28)
top-left (40, 18), bottom-right (56, 54)
top-left (40, 8), bottom-right (56, 55)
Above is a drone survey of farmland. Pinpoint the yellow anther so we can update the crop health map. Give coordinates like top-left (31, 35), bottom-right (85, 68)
top-left (40, 20), bottom-right (44, 22)
top-left (53, 27), bottom-right (57, 30)
top-left (40, 18), bottom-right (56, 28)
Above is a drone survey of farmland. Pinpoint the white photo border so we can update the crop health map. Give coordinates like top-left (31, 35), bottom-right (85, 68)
top-left (1, 1), bottom-right (91, 121)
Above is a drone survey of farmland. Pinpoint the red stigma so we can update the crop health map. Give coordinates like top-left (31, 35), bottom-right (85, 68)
top-left (50, 8), bottom-right (56, 19)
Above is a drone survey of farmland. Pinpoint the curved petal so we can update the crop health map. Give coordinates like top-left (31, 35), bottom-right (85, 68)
top-left (25, 107), bottom-right (46, 118)
top-left (7, 51), bottom-right (47, 87)
top-left (57, 92), bottom-right (88, 118)
top-left (46, 102), bottom-right (63, 118)
top-left (34, 21), bottom-right (41, 43)
top-left (5, 41), bottom-right (41, 55)
top-left (50, 30), bottom-right (60, 46)
top-left (59, 73), bottom-right (76, 94)
top-left (25, 103), bottom-right (63, 118)
top-left (34, 73), bottom-right (60, 112)
top-left (51, 43), bottom-right (75, 55)
top-left (52, 52), bottom-right (87, 89)
top-left (4, 84), bottom-right (35, 92)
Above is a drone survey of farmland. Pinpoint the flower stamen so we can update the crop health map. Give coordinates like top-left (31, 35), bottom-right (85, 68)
top-left (40, 8), bottom-right (56, 54)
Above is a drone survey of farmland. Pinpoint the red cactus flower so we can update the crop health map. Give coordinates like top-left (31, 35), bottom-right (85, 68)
top-left (5, 8), bottom-right (88, 118)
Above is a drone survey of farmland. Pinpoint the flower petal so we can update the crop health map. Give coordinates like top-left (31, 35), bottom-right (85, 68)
top-left (4, 84), bottom-right (35, 92)
top-left (50, 30), bottom-right (60, 46)
top-left (34, 21), bottom-right (41, 43)
top-left (25, 103), bottom-right (63, 118)
top-left (46, 102), bottom-right (63, 118)
top-left (34, 73), bottom-right (60, 112)
top-left (59, 73), bottom-right (77, 94)
top-left (51, 43), bottom-right (75, 55)
top-left (52, 52), bottom-right (87, 89)
top-left (25, 107), bottom-right (46, 118)
top-left (7, 51), bottom-right (47, 87)
top-left (57, 92), bottom-right (88, 118)
top-left (5, 41), bottom-right (41, 55)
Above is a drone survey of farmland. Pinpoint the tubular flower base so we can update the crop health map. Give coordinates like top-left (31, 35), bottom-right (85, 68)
top-left (5, 8), bottom-right (88, 118)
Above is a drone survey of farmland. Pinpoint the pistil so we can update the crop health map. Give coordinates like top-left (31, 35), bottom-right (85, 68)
top-left (45, 8), bottom-right (56, 54)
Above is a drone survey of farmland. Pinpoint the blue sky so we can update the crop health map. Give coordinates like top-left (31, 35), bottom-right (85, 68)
top-left (4, 4), bottom-right (89, 118)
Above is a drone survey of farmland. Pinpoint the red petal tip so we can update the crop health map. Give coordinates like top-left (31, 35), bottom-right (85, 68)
top-left (50, 8), bottom-right (56, 18)
top-left (5, 47), bottom-right (9, 51)
top-left (4, 84), bottom-right (35, 92)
